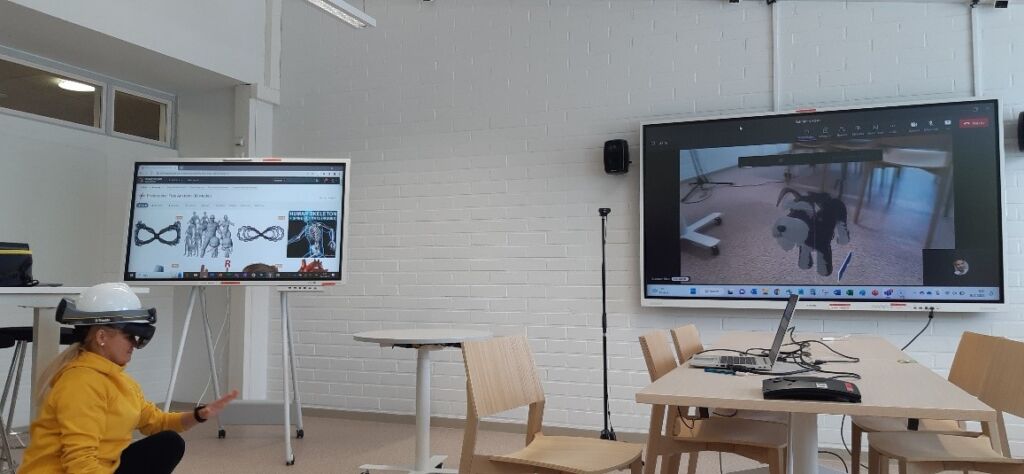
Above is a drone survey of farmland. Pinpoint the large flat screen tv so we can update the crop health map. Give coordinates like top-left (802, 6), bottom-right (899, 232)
top-left (641, 99), bottom-right (1004, 312)
top-left (124, 159), bottom-right (349, 285)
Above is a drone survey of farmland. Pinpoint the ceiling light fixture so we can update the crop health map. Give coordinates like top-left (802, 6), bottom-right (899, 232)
top-left (56, 79), bottom-right (96, 93)
top-left (305, 0), bottom-right (376, 28)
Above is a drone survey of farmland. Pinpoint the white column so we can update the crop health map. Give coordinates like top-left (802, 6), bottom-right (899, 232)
top-left (226, 37), bottom-right (279, 395)
top-left (228, 286), bottom-right (270, 399)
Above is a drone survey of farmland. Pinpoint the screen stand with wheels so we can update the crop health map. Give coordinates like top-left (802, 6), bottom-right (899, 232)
top-left (166, 285), bottom-right (311, 466)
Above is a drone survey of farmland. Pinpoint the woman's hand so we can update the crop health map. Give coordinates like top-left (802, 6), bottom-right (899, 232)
top-left (199, 389), bottom-right (239, 420)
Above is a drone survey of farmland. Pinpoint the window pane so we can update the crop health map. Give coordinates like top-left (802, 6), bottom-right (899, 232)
top-left (0, 57), bottom-right (102, 127)
top-left (114, 91), bottom-right (167, 142)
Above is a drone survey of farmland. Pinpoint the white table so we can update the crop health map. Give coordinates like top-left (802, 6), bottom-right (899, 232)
top-left (636, 332), bottom-right (996, 474)
top-left (0, 286), bottom-right (148, 418)
top-left (354, 329), bottom-right (491, 474)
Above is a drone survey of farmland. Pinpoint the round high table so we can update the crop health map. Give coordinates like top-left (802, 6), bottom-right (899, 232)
top-left (354, 329), bottom-right (491, 474)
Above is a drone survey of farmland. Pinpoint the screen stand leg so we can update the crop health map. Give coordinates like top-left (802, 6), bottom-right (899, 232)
top-left (164, 286), bottom-right (226, 440)
top-left (281, 290), bottom-right (304, 466)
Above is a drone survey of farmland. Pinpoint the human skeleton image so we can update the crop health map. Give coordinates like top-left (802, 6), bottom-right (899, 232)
top-left (287, 211), bottom-right (337, 259)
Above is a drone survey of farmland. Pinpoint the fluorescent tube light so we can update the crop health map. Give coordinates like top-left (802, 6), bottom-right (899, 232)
top-left (305, 0), bottom-right (376, 28)
top-left (56, 79), bottom-right (96, 92)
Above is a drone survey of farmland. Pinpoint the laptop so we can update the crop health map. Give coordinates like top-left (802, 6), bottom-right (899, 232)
top-left (689, 294), bottom-right (799, 371)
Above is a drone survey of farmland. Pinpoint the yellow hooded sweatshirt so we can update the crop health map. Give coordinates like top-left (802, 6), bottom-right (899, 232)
top-left (19, 350), bottom-right (184, 473)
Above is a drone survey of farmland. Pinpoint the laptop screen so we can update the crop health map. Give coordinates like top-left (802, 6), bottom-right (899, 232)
top-left (766, 294), bottom-right (800, 363)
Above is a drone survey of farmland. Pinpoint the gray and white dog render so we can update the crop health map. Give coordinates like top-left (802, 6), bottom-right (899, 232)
top-left (772, 188), bottom-right (850, 276)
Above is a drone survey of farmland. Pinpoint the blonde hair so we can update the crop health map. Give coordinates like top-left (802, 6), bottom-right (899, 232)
top-left (35, 325), bottom-right (126, 404)
top-left (34, 342), bottom-right (85, 405)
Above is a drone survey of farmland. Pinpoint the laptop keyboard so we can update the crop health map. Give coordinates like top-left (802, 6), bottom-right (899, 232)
top-left (722, 356), bottom-right (758, 366)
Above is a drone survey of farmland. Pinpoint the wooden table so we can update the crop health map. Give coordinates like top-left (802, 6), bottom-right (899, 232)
top-left (354, 329), bottom-right (491, 474)
top-left (636, 332), bottom-right (997, 474)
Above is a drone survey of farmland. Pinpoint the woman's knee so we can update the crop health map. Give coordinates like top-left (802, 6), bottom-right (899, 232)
top-left (153, 430), bottom-right (185, 460)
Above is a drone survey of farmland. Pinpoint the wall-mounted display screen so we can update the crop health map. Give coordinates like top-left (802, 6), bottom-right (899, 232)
top-left (124, 160), bottom-right (349, 285)
top-left (641, 99), bottom-right (1003, 311)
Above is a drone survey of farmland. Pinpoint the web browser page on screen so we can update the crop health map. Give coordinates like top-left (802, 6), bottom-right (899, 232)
top-left (125, 163), bottom-right (345, 282)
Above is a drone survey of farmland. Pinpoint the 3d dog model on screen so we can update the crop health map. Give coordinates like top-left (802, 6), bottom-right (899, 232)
top-left (773, 188), bottom-right (850, 276)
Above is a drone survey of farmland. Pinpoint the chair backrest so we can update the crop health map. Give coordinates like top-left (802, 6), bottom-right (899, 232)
top-left (462, 335), bottom-right (545, 418)
top-left (978, 336), bottom-right (1024, 419)
top-left (670, 325), bottom-right (704, 363)
top-left (639, 330), bottom-right (679, 382)
top-left (948, 331), bottom-right (1001, 397)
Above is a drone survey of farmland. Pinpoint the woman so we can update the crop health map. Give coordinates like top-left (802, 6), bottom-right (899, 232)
top-left (19, 283), bottom-right (237, 473)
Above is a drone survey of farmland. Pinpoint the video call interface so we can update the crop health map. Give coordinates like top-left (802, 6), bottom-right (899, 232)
top-left (642, 100), bottom-right (1003, 303)
top-left (124, 162), bottom-right (346, 282)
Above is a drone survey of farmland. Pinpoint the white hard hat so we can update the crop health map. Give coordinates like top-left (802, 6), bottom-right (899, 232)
top-left (76, 282), bottom-right (142, 312)
top-left (56, 282), bottom-right (157, 348)
top-left (56, 282), bottom-right (156, 326)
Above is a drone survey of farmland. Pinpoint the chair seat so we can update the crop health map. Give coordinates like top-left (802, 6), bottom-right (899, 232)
top-left (0, 326), bottom-right (77, 345)
top-left (853, 416), bottom-right (978, 436)
top-left (869, 432), bottom-right (1024, 464)
top-left (675, 417), bottom-right (788, 449)
top-left (489, 435), bottom-right (643, 474)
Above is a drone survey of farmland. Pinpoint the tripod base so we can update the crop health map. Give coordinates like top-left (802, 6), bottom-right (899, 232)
top-left (600, 428), bottom-right (617, 441)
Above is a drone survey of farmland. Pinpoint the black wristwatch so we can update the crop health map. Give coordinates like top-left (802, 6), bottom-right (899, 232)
top-left (193, 404), bottom-right (208, 423)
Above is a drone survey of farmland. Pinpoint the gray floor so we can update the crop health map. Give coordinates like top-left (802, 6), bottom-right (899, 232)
top-left (173, 416), bottom-right (853, 474)
top-left (8, 416), bottom-right (857, 473)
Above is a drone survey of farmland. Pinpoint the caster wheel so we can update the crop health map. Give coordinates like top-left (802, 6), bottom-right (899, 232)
top-left (714, 217), bottom-right (722, 225)
top-left (286, 458), bottom-right (295, 466)
top-left (711, 246), bottom-right (720, 256)
top-left (296, 429), bottom-right (304, 439)
top-left (218, 429), bottom-right (226, 439)
top-left (436, 463), bottom-right (444, 469)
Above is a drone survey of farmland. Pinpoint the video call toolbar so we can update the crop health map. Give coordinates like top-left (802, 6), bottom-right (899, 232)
top-left (647, 285), bottom-right (1000, 301)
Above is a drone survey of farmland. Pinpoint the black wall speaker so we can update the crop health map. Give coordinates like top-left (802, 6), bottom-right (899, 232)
top-left (1019, 111), bottom-right (1024, 152)
top-left (604, 139), bottom-right (630, 174)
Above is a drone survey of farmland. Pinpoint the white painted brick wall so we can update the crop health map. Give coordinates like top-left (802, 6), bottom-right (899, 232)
top-left (272, 0), bottom-right (1024, 454)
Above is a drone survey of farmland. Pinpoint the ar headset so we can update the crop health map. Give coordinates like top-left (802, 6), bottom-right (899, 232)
top-left (55, 283), bottom-right (157, 349)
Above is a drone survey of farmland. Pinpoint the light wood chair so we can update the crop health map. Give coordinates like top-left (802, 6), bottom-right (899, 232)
top-left (641, 330), bottom-right (788, 474)
top-left (867, 335), bottom-right (1023, 474)
top-left (459, 335), bottom-right (643, 474)
top-left (669, 325), bottom-right (788, 425)
top-left (850, 331), bottom-right (996, 474)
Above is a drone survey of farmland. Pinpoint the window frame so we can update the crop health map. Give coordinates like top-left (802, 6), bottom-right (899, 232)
top-left (0, 51), bottom-right (107, 133)
top-left (0, 46), bottom-right (177, 149)
top-left (110, 86), bottom-right (175, 147)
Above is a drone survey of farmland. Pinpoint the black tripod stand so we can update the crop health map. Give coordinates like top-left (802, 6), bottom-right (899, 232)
top-left (598, 207), bottom-right (616, 441)
top-left (681, 152), bottom-right (732, 203)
